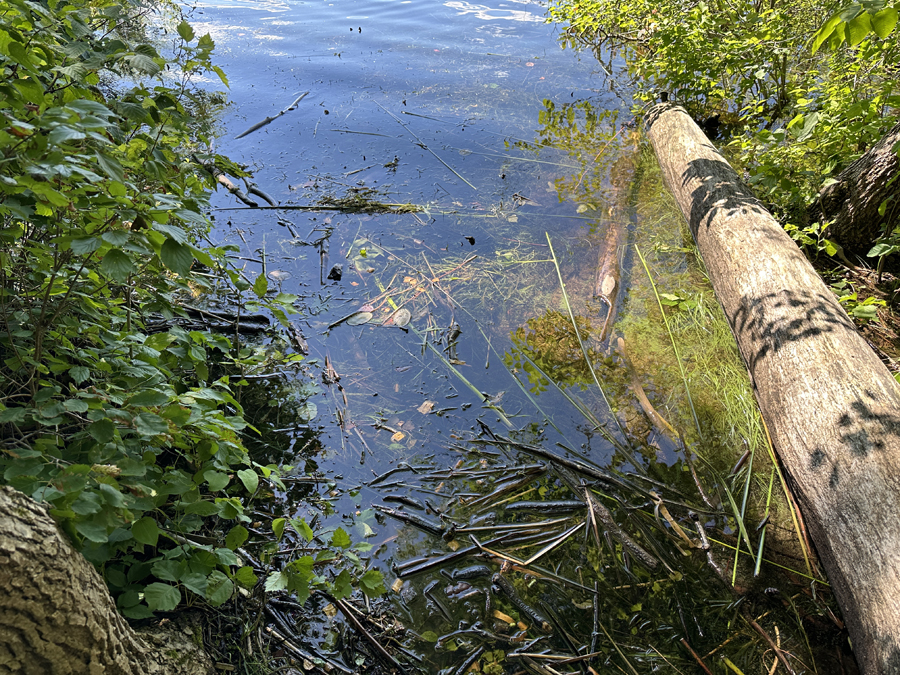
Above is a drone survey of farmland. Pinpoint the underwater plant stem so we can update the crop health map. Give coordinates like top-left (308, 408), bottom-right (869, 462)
top-left (634, 243), bottom-right (702, 440)
top-left (546, 233), bottom-right (630, 444)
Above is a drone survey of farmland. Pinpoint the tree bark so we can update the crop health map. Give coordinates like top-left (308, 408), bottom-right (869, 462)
top-left (645, 103), bottom-right (900, 675)
top-left (0, 485), bottom-right (214, 675)
top-left (811, 118), bottom-right (900, 251)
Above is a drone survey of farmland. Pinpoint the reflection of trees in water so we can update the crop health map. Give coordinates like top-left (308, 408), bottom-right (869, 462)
top-left (503, 310), bottom-right (604, 394)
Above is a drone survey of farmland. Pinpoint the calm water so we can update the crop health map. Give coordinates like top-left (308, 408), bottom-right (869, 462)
top-left (186, 1), bottom-right (840, 672)
top-left (193, 0), bottom-right (635, 478)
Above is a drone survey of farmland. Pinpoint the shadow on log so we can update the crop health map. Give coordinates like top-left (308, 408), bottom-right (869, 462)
top-left (0, 485), bottom-right (213, 674)
top-left (644, 103), bottom-right (900, 675)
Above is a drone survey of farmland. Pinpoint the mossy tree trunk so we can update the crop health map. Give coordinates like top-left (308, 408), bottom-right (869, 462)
top-left (645, 103), bottom-right (900, 675)
top-left (0, 485), bottom-right (213, 675)
top-left (813, 118), bottom-right (900, 252)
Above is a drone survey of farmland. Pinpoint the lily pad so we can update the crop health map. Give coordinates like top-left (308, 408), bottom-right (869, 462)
top-left (347, 311), bottom-right (373, 326)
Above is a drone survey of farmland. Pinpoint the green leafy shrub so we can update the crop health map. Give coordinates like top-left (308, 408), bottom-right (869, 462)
top-left (547, 0), bottom-right (900, 232)
top-left (0, 0), bottom-right (381, 618)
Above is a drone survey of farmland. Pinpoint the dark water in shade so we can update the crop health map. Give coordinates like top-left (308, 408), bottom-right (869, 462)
top-left (183, 1), bottom-right (846, 672)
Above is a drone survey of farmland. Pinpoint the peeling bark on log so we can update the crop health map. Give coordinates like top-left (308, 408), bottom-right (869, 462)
top-left (645, 103), bottom-right (900, 675)
top-left (0, 485), bottom-right (214, 675)
top-left (812, 118), bottom-right (900, 251)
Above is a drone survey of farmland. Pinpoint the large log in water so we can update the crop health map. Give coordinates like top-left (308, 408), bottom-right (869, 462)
top-left (644, 103), bottom-right (900, 674)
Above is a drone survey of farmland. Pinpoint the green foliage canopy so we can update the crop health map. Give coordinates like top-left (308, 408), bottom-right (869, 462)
top-left (547, 0), bottom-right (900, 241)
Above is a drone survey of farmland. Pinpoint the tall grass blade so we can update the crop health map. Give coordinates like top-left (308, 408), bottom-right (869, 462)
top-left (634, 244), bottom-right (703, 440)
top-left (545, 233), bottom-right (630, 445)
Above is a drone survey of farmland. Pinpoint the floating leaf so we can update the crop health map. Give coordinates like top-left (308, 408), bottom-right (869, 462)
top-left (346, 311), bottom-right (373, 326)
top-left (384, 307), bottom-right (411, 327)
top-left (358, 304), bottom-right (375, 312)
top-left (417, 400), bottom-right (435, 414)
top-left (391, 430), bottom-right (405, 442)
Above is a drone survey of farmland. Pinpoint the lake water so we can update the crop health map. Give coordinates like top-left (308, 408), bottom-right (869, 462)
top-left (187, 0), bottom-right (844, 672)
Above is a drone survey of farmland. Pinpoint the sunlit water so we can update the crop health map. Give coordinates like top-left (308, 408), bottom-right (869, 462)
top-left (193, 0), bottom-right (634, 480)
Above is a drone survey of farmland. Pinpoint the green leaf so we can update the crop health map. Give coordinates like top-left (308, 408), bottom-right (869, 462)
top-left (212, 65), bottom-right (230, 88)
top-left (290, 518), bottom-right (314, 542)
top-left (0, 407), bottom-right (28, 423)
top-left (225, 525), bottom-right (249, 550)
top-left (100, 249), bottom-right (135, 281)
top-left (264, 571), bottom-right (289, 592)
top-left (330, 527), bottom-right (351, 549)
top-left (234, 566), bottom-right (258, 589)
top-left (144, 583), bottom-right (181, 611)
top-left (204, 470), bottom-right (230, 492)
top-left (134, 412), bottom-right (169, 436)
top-left (161, 238), bottom-right (194, 277)
top-left (206, 570), bottom-right (233, 606)
top-left (358, 569), bottom-right (386, 597)
top-left (331, 569), bottom-right (353, 600)
top-left (96, 153), bottom-right (125, 182)
top-left (848, 11), bottom-right (873, 45)
top-left (88, 418), bottom-right (116, 443)
top-left (177, 20), bottom-right (195, 42)
top-left (127, 389), bottom-right (170, 407)
top-left (252, 274), bottom-right (268, 298)
top-left (69, 366), bottom-right (90, 385)
top-left (132, 517), bottom-right (160, 546)
top-left (236, 468), bottom-right (259, 494)
top-left (872, 7), bottom-right (899, 38)
top-left (75, 519), bottom-right (109, 543)
top-left (272, 517), bottom-right (286, 540)
top-left (63, 398), bottom-right (89, 413)
top-left (184, 500), bottom-right (219, 516)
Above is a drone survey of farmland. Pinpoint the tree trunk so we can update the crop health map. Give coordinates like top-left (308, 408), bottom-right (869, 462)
top-left (0, 485), bottom-right (213, 675)
top-left (645, 103), bottom-right (900, 675)
top-left (812, 118), bottom-right (900, 251)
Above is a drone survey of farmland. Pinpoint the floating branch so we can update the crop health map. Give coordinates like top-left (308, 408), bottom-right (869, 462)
top-left (235, 91), bottom-right (309, 139)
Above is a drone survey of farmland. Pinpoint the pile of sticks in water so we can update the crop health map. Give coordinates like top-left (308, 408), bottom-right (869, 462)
top-left (337, 428), bottom-right (696, 675)
top-left (233, 417), bottom-right (819, 675)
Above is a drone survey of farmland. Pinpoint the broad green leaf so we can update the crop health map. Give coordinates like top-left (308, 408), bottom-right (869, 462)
top-left (204, 470), bottom-right (230, 492)
top-left (330, 527), bottom-right (351, 549)
top-left (161, 238), bottom-right (194, 277)
top-left (96, 153), bottom-right (125, 182)
top-left (291, 517), bottom-right (314, 542)
top-left (134, 412), bottom-right (169, 436)
top-left (184, 500), bottom-right (219, 516)
top-left (234, 566), bottom-right (258, 589)
top-left (236, 468), bottom-right (258, 494)
top-left (331, 569), bottom-right (353, 600)
top-left (132, 517), bottom-right (160, 546)
top-left (225, 525), bottom-right (249, 550)
top-left (272, 517), bottom-right (286, 540)
top-left (264, 571), bottom-right (289, 592)
top-left (177, 20), bottom-right (195, 42)
top-left (88, 418), bottom-right (116, 443)
top-left (127, 390), bottom-right (170, 407)
top-left (252, 274), bottom-right (268, 298)
top-left (75, 519), bottom-right (109, 543)
top-left (872, 7), bottom-right (899, 38)
top-left (359, 569), bottom-right (386, 597)
top-left (848, 11), bottom-right (873, 45)
top-left (100, 249), bottom-right (135, 281)
top-left (206, 571), bottom-right (233, 606)
top-left (144, 583), bottom-right (181, 611)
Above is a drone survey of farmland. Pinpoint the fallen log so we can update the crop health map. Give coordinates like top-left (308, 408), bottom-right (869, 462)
top-left (644, 102), bottom-right (900, 674)
top-left (0, 486), bottom-right (213, 674)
